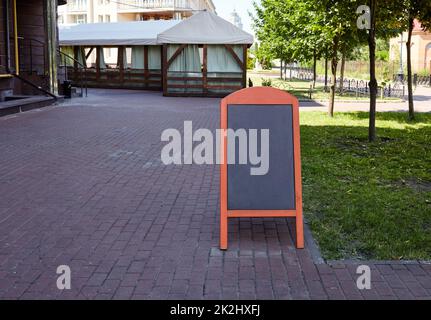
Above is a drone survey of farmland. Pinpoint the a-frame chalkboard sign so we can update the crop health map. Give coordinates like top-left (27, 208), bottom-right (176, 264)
top-left (220, 86), bottom-right (304, 249)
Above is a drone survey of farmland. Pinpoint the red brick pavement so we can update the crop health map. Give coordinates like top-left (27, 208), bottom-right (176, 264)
top-left (0, 89), bottom-right (430, 300)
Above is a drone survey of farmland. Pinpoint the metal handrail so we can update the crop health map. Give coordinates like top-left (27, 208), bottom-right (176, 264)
top-left (57, 49), bottom-right (88, 97)
top-left (11, 73), bottom-right (57, 99)
top-left (12, 35), bottom-right (88, 98)
top-left (10, 36), bottom-right (46, 75)
top-left (7, 36), bottom-right (55, 98)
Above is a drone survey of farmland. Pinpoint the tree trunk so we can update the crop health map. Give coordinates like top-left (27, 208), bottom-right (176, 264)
top-left (313, 49), bottom-right (317, 89)
top-left (407, 17), bottom-right (415, 121)
top-left (368, 0), bottom-right (377, 142)
top-left (328, 38), bottom-right (339, 117)
top-left (324, 57), bottom-right (328, 92)
top-left (339, 50), bottom-right (346, 95)
top-left (280, 59), bottom-right (283, 79)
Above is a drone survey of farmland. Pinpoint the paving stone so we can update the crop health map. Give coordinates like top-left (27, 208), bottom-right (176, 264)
top-left (0, 89), bottom-right (430, 300)
top-left (113, 286), bottom-right (135, 300)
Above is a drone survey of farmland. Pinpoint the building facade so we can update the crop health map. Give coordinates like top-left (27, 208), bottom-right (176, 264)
top-left (390, 20), bottom-right (431, 74)
top-left (229, 9), bottom-right (242, 30)
top-left (58, 0), bottom-right (216, 25)
top-left (0, 0), bottom-right (63, 106)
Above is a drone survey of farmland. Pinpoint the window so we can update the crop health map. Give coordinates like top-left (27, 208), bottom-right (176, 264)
top-left (126, 48), bottom-right (132, 68)
top-left (103, 48), bottom-right (119, 67)
top-left (70, 0), bottom-right (87, 11)
top-left (75, 14), bottom-right (87, 24)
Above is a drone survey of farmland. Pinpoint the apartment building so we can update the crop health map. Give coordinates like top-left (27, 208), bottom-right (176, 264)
top-left (58, 0), bottom-right (216, 25)
top-left (390, 20), bottom-right (431, 74)
top-left (229, 9), bottom-right (243, 30)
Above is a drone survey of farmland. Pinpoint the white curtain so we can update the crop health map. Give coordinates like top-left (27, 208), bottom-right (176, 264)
top-left (98, 48), bottom-right (107, 69)
top-left (148, 46), bottom-right (161, 70)
top-left (207, 45), bottom-right (243, 73)
top-left (168, 44), bottom-right (201, 72)
top-left (76, 46), bottom-right (86, 67)
top-left (131, 47), bottom-right (145, 69)
top-left (60, 46), bottom-right (74, 66)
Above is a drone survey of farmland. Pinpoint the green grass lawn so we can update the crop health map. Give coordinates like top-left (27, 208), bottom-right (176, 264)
top-left (300, 112), bottom-right (431, 261)
top-left (249, 78), bottom-right (401, 101)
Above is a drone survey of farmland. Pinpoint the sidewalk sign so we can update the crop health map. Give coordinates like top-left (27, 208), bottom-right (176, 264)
top-left (220, 86), bottom-right (304, 249)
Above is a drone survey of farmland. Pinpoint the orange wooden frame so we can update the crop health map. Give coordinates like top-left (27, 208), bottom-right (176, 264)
top-left (220, 86), bottom-right (304, 250)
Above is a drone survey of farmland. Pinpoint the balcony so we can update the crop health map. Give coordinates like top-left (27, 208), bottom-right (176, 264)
top-left (68, 0), bottom-right (88, 12)
top-left (117, 0), bottom-right (206, 13)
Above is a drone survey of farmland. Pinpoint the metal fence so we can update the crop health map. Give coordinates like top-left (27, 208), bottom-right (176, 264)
top-left (334, 78), bottom-right (405, 98)
top-left (316, 60), bottom-right (399, 80)
top-left (277, 66), bottom-right (407, 98)
top-left (278, 64), bottom-right (431, 98)
top-left (413, 74), bottom-right (431, 86)
top-left (392, 74), bottom-right (431, 86)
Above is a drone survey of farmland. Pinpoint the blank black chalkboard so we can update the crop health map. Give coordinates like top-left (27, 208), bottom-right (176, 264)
top-left (227, 104), bottom-right (296, 210)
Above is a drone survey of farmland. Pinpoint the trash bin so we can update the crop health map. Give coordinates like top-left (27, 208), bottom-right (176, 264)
top-left (63, 80), bottom-right (72, 99)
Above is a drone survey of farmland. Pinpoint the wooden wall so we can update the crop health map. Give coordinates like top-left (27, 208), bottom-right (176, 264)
top-left (16, 0), bottom-right (47, 75)
top-left (0, 0), bottom-right (50, 97)
top-left (68, 68), bottom-right (163, 91)
top-left (66, 45), bottom-right (163, 91)
top-left (163, 44), bottom-right (248, 98)
top-left (0, 0), bottom-right (7, 74)
top-left (0, 0), bottom-right (13, 97)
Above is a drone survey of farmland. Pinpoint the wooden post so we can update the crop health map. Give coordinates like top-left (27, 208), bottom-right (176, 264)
top-left (96, 46), bottom-right (101, 81)
top-left (73, 46), bottom-right (79, 73)
top-left (118, 46), bottom-right (124, 83)
top-left (144, 46), bottom-right (149, 89)
top-left (164, 44), bottom-right (187, 96)
top-left (243, 44), bottom-right (247, 88)
top-left (220, 101), bottom-right (228, 250)
top-left (162, 44), bottom-right (168, 95)
top-left (293, 99), bottom-right (304, 249)
top-left (160, 45), bottom-right (164, 91)
top-left (203, 45), bottom-right (208, 95)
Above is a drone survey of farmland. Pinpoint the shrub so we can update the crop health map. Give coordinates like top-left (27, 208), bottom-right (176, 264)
top-left (261, 78), bottom-right (272, 87)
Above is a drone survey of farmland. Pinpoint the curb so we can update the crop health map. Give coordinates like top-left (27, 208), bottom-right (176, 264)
top-left (327, 259), bottom-right (431, 266)
top-left (303, 219), bottom-right (325, 265)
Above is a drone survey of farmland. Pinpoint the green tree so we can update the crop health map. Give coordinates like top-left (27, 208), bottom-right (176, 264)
top-left (308, 0), bottom-right (365, 116)
top-left (253, 0), bottom-right (362, 115)
top-left (252, 0), bottom-right (296, 75)
top-left (362, 0), bottom-right (404, 141)
top-left (404, 1), bottom-right (431, 121)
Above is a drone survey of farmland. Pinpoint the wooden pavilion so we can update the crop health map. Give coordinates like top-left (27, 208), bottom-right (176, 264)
top-left (59, 11), bottom-right (254, 97)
